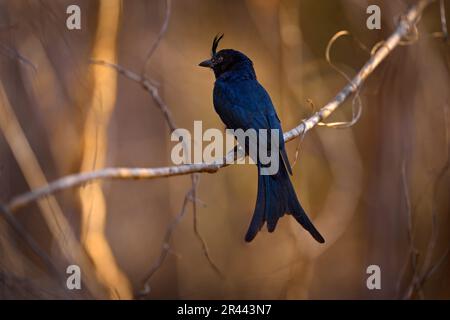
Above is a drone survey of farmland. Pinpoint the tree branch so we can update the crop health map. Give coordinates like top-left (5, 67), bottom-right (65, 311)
top-left (142, 0), bottom-right (172, 76)
top-left (401, 103), bottom-right (450, 299)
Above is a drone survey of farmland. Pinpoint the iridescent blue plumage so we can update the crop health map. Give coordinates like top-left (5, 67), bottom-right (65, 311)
top-left (199, 37), bottom-right (324, 243)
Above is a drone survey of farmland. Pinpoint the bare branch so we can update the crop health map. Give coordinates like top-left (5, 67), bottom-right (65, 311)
top-left (397, 160), bottom-right (421, 298)
top-left (0, 205), bottom-right (62, 280)
top-left (401, 103), bottom-right (450, 299)
top-left (190, 173), bottom-right (224, 278)
top-left (321, 30), bottom-right (363, 129)
top-left (142, 0), bottom-right (172, 76)
top-left (0, 43), bottom-right (37, 72)
top-left (138, 174), bottom-right (221, 299)
top-left (91, 59), bottom-right (177, 132)
top-left (138, 182), bottom-right (195, 297)
top-left (421, 247), bottom-right (450, 282)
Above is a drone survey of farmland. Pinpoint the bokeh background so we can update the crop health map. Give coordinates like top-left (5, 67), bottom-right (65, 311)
top-left (0, 0), bottom-right (449, 299)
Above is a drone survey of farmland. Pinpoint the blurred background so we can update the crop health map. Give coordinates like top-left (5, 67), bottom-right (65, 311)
top-left (0, 0), bottom-right (449, 299)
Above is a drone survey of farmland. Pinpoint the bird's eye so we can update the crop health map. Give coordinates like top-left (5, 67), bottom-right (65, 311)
top-left (214, 56), bottom-right (224, 64)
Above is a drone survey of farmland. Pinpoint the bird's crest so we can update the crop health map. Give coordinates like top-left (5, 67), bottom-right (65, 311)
top-left (211, 33), bottom-right (224, 56)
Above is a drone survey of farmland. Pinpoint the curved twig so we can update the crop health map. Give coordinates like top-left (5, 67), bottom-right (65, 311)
top-left (142, 0), bottom-right (172, 76)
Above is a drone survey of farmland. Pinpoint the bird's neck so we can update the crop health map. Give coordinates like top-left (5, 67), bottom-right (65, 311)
top-left (215, 61), bottom-right (257, 81)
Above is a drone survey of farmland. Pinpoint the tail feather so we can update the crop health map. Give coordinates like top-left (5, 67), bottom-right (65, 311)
top-left (245, 167), bottom-right (266, 242)
top-left (266, 175), bottom-right (283, 232)
top-left (287, 185), bottom-right (325, 243)
top-left (245, 161), bottom-right (325, 243)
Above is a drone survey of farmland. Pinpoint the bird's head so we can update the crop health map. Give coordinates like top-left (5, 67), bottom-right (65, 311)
top-left (199, 34), bottom-right (254, 79)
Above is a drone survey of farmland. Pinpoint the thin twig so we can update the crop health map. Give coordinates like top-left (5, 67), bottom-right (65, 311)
top-left (320, 30), bottom-right (363, 128)
top-left (0, 205), bottom-right (62, 280)
top-left (142, 0), bottom-right (172, 76)
top-left (397, 160), bottom-right (421, 297)
top-left (421, 247), bottom-right (449, 282)
top-left (400, 160), bottom-right (423, 299)
top-left (191, 173), bottom-right (224, 278)
top-left (401, 103), bottom-right (450, 299)
top-left (0, 43), bottom-right (37, 72)
top-left (7, 164), bottom-right (220, 211)
top-left (138, 184), bottom-right (194, 297)
top-left (91, 59), bottom-right (178, 132)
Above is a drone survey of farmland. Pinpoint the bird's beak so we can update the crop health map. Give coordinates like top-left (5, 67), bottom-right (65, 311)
top-left (198, 59), bottom-right (213, 68)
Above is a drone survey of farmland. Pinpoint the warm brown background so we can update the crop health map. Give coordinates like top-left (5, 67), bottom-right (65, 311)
top-left (0, 0), bottom-right (448, 299)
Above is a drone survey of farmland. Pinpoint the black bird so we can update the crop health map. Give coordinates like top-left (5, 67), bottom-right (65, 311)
top-left (199, 34), bottom-right (324, 243)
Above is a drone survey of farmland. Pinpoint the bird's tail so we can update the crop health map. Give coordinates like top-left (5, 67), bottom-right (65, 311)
top-left (245, 162), bottom-right (325, 243)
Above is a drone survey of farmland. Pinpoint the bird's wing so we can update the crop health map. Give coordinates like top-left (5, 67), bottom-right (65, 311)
top-left (267, 110), bottom-right (292, 175)
top-left (213, 80), bottom-right (292, 174)
top-left (213, 80), bottom-right (271, 133)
